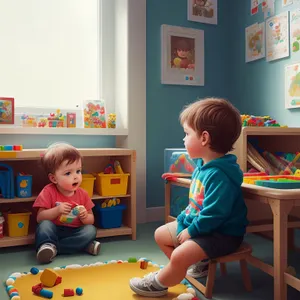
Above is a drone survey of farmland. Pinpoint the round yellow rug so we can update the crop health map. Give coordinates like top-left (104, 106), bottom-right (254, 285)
top-left (5, 259), bottom-right (195, 300)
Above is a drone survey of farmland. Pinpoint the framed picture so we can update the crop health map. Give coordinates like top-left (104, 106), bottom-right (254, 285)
top-left (187, 0), bottom-right (218, 25)
top-left (0, 97), bottom-right (14, 124)
top-left (245, 22), bottom-right (265, 63)
top-left (285, 62), bottom-right (300, 109)
top-left (161, 25), bottom-right (204, 86)
top-left (83, 100), bottom-right (106, 128)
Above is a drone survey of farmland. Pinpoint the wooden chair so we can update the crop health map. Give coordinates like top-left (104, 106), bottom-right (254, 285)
top-left (186, 242), bottom-right (252, 299)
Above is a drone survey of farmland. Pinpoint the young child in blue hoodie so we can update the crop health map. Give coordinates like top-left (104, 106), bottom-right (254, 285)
top-left (130, 98), bottom-right (248, 297)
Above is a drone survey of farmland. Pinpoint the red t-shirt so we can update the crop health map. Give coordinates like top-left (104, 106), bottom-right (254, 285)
top-left (33, 183), bottom-right (95, 228)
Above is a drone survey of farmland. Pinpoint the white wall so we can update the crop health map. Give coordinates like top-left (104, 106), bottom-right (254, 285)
top-left (116, 0), bottom-right (147, 223)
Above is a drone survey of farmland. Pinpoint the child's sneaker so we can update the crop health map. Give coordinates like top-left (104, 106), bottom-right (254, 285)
top-left (129, 272), bottom-right (168, 297)
top-left (37, 243), bottom-right (57, 264)
top-left (85, 240), bottom-right (101, 256)
top-left (186, 260), bottom-right (209, 278)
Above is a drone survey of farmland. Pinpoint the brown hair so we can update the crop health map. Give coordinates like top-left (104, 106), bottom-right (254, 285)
top-left (179, 98), bottom-right (242, 154)
top-left (41, 143), bottom-right (82, 174)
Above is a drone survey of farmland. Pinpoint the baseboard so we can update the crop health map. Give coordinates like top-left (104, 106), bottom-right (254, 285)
top-left (146, 206), bottom-right (165, 223)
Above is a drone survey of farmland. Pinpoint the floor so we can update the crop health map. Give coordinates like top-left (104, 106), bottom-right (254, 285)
top-left (1, 222), bottom-right (300, 300)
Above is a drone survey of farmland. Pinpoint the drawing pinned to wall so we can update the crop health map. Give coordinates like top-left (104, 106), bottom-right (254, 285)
top-left (161, 25), bottom-right (204, 86)
top-left (263, 0), bottom-right (275, 19)
top-left (251, 0), bottom-right (259, 15)
top-left (0, 97), bottom-right (14, 125)
top-left (245, 22), bottom-right (265, 62)
top-left (290, 9), bottom-right (300, 55)
top-left (282, 0), bottom-right (293, 7)
top-left (266, 12), bottom-right (290, 62)
top-left (187, 0), bottom-right (217, 25)
top-left (285, 62), bottom-right (300, 109)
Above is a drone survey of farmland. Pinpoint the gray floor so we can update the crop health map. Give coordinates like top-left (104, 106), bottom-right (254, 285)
top-left (1, 222), bottom-right (300, 299)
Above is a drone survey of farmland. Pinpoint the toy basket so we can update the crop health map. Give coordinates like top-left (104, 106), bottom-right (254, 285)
top-left (6, 211), bottom-right (31, 237)
top-left (80, 174), bottom-right (96, 198)
top-left (95, 173), bottom-right (129, 196)
top-left (95, 204), bottom-right (126, 229)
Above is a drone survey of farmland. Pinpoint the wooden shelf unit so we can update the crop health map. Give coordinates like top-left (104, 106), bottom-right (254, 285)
top-left (0, 148), bottom-right (136, 248)
top-left (231, 127), bottom-right (300, 172)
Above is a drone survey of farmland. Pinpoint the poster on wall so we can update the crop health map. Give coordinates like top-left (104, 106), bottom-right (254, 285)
top-left (285, 62), bottom-right (300, 109)
top-left (161, 25), bottom-right (204, 86)
top-left (282, 0), bottom-right (293, 7)
top-left (290, 9), bottom-right (300, 55)
top-left (251, 0), bottom-right (259, 15)
top-left (245, 22), bottom-right (265, 63)
top-left (0, 97), bottom-right (14, 124)
top-left (266, 11), bottom-right (290, 62)
top-left (187, 0), bottom-right (217, 25)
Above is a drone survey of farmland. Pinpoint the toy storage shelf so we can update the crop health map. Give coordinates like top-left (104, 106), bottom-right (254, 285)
top-left (231, 127), bottom-right (300, 172)
top-left (0, 148), bottom-right (136, 248)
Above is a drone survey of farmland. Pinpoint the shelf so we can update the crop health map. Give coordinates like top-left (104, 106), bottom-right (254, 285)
top-left (0, 148), bottom-right (135, 160)
top-left (0, 127), bottom-right (128, 136)
top-left (242, 127), bottom-right (300, 136)
top-left (0, 226), bottom-right (132, 248)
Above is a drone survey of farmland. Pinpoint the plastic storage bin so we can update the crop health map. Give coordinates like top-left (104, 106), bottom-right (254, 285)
top-left (95, 173), bottom-right (129, 196)
top-left (95, 204), bottom-right (126, 229)
top-left (16, 174), bottom-right (32, 198)
top-left (80, 174), bottom-right (96, 198)
top-left (7, 211), bottom-right (31, 237)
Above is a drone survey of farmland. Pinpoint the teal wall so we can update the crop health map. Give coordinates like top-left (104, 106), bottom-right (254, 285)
top-left (146, 0), bottom-right (231, 207)
top-left (231, 0), bottom-right (300, 125)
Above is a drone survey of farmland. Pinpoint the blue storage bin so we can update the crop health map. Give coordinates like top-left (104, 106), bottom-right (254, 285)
top-left (16, 174), bottom-right (32, 198)
top-left (95, 204), bottom-right (126, 229)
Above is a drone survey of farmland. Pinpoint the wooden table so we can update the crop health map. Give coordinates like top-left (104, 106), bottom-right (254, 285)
top-left (164, 178), bottom-right (300, 300)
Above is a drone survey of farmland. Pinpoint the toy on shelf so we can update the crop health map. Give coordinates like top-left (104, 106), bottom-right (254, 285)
top-left (37, 117), bottom-right (48, 128)
top-left (101, 198), bottom-right (121, 208)
top-left (107, 113), bottom-right (116, 128)
top-left (0, 145), bottom-right (23, 151)
top-left (16, 173), bottom-right (32, 198)
top-left (241, 114), bottom-right (285, 127)
top-left (21, 114), bottom-right (37, 127)
top-left (66, 113), bottom-right (76, 128)
top-left (83, 100), bottom-right (106, 128)
top-left (47, 109), bottom-right (66, 128)
top-left (0, 163), bottom-right (15, 198)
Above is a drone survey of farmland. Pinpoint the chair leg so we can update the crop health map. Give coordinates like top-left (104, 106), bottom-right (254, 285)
top-left (220, 263), bottom-right (227, 276)
top-left (240, 259), bottom-right (252, 292)
top-left (205, 261), bottom-right (217, 299)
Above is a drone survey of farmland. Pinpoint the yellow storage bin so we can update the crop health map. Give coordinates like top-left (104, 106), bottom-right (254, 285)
top-left (95, 173), bottom-right (130, 196)
top-left (80, 174), bottom-right (96, 198)
top-left (7, 211), bottom-right (31, 237)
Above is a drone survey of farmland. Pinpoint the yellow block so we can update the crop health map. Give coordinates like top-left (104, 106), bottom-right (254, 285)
top-left (0, 152), bottom-right (17, 158)
top-left (40, 268), bottom-right (60, 287)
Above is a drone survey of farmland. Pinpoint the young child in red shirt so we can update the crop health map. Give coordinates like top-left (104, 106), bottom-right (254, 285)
top-left (33, 143), bottom-right (100, 264)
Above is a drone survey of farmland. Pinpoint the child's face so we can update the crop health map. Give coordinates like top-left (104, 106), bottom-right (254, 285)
top-left (50, 159), bottom-right (82, 194)
top-left (183, 123), bottom-right (208, 159)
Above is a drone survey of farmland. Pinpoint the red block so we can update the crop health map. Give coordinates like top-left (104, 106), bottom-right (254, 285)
top-left (64, 289), bottom-right (75, 297)
top-left (32, 283), bottom-right (44, 294)
top-left (55, 276), bottom-right (62, 285)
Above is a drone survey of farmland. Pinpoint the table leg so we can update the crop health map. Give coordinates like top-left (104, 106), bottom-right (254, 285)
top-left (270, 199), bottom-right (293, 300)
top-left (165, 181), bottom-right (171, 223)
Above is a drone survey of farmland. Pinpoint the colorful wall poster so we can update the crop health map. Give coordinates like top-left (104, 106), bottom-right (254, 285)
top-left (245, 22), bottom-right (265, 62)
top-left (285, 62), bottom-right (300, 109)
top-left (266, 12), bottom-right (290, 62)
top-left (290, 9), bottom-right (300, 54)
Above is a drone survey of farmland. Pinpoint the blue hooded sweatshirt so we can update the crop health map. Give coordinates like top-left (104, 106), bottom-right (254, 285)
top-left (176, 154), bottom-right (248, 238)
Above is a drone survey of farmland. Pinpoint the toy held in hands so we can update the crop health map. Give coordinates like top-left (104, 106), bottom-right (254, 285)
top-left (56, 202), bottom-right (85, 224)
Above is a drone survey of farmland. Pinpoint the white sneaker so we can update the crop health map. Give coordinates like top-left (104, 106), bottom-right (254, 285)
top-left (186, 260), bottom-right (209, 278)
top-left (86, 240), bottom-right (101, 256)
top-left (37, 243), bottom-right (57, 264)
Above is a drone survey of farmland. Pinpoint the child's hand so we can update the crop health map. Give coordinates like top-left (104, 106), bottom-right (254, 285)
top-left (57, 202), bottom-right (72, 215)
top-left (177, 229), bottom-right (191, 244)
top-left (79, 207), bottom-right (88, 220)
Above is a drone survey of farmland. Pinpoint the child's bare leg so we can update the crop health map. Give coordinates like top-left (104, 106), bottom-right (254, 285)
top-left (154, 224), bottom-right (175, 259)
top-left (157, 240), bottom-right (207, 287)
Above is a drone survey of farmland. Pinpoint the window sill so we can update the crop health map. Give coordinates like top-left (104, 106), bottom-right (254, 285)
top-left (0, 127), bottom-right (128, 136)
